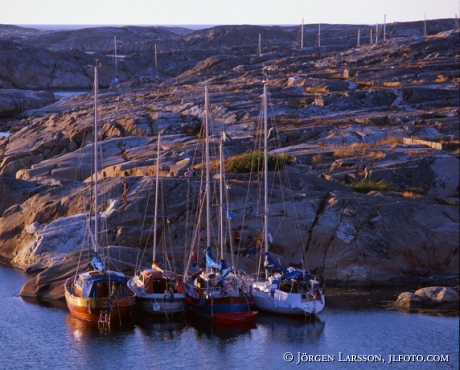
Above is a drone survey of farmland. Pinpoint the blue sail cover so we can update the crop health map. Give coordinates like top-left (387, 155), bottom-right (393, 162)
top-left (220, 258), bottom-right (232, 277)
top-left (280, 270), bottom-right (312, 281)
top-left (205, 247), bottom-right (232, 276)
top-left (80, 273), bottom-right (128, 298)
top-left (263, 252), bottom-right (288, 272)
top-left (91, 252), bottom-right (106, 273)
top-left (205, 246), bottom-right (221, 269)
top-left (264, 252), bottom-right (312, 281)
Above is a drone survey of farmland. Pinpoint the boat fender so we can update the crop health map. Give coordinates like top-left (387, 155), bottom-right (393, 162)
top-left (177, 284), bottom-right (183, 293)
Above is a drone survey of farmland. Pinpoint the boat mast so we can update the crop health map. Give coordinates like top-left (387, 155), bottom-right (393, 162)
top-left (205, 86), bottom-right (211, 261)
top-left (263, 81), bottom-right (269, 269)
top-left (152, 132), bottom-right (161, 265)
top-left (219, 131), bottom-right (225, 260)
top-left (93, 61), bottom-right (100, 251)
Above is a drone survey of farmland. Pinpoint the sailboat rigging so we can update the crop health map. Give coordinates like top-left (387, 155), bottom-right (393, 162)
top-left (249, 80), bottom-right (326, 316)
top-left (182, 86), bottom-right (257, 325)
top-left (64, 61), bottom-right (136, 326)
top-left (127, 133), bottom-right (186, 317)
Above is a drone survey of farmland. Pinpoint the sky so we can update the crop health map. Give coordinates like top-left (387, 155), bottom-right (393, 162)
top-left (0, 0), bottom-right (458, 27)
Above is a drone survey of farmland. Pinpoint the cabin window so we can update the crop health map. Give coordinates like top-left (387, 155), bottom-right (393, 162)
top-left (153, 279), bottom-right (165, 293)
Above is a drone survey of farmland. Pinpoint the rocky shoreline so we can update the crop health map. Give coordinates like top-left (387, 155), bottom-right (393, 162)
top-left (0, 20), bottom-right (458, 302)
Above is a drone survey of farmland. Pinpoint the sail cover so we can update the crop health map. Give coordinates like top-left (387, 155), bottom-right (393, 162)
top-left (80, 273), bottom-right (127, 298)
top-left (205, 246), bottom-right (221, 269)
top-left (280, 269), bottom-right (312, 281)
top-left (263, 252), bottom-right (289, 273)
top-left (205, 246), bottom-right (232, 276)
top-left (91, 252), bottom-right (106, 273)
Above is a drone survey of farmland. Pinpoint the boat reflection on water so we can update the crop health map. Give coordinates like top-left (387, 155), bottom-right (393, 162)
top-left (134, 312), bottom-right (186, 337)
top-left (255, 313), bottom-right (325, 344)
top-left (185, 312), bottom-right (257, 339)
top-left (65, 311), bottom-right (135, 339)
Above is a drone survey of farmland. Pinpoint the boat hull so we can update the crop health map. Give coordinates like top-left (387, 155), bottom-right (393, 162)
top-left (184, 287), bottom-right (257, 323)
top-left (211, 311), bottom-right (258, 325)
top-left (186, 295), bottom-right (253, 315)
top-left (127, 273), bottom-right (186, 316)
top-left (65, 277), bottom-right (136, 324)
top-left (251, 283), bottom-right (325, 316)
top-left (136, 296), bottom-right (185, 315)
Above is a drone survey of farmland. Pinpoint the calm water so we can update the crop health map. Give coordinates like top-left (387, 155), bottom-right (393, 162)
top-left (1, 263), bottom-right (458, 370)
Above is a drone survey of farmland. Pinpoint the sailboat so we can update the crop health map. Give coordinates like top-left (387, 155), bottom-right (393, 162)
top-left (250, 80), bottom-right (325, 316)
top-left (127, 133), bottom-right (186, 317)
top-left (182, 86), bottom-right (257, 325)
top-left (64, 61), bottom-right (136, 325)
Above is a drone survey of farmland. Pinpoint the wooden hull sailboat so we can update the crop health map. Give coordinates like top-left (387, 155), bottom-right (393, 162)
top-left (65, 268), bottom-right (136, 324)
top-left (249, 81), bottom-right (325, 316)
top-left (127, 134), bottom-right (185, 316)
top-left (182, 86), bottom-right (257, 324)
top-left (64, 61), bottom-right (136, 326)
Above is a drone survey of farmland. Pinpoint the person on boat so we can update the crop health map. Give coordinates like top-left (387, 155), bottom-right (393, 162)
top-left (122, 179), bottom-right (129, 204)
top-left (309, 277), bottom-right (319, 298)
top-left (255, 229), bottom-right (263, 246)
top-left (164, 282), bottom-right (175, 302)
top-left (254, 229), bottom-right (273, 250)
top-left (247, 232), bottom-right (262, 259)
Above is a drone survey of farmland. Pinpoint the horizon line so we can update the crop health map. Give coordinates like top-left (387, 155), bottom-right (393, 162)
top-left (3, 17), bottom-right (457, 31)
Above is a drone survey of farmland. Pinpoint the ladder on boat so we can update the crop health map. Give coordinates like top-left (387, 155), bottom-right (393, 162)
top-left (98, 310), bottom-right (109, 331)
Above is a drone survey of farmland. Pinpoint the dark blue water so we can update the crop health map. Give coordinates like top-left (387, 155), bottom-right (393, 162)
top-left (1, 263), bottom-right (458, 370)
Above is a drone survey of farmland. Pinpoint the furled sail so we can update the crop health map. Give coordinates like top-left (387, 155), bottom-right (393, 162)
top-left (91, 252), bottom-right (106, 273)
top-left (205, 246), bottom-right (232, 276)
top-left (263, 252), bottom-right (288, 273)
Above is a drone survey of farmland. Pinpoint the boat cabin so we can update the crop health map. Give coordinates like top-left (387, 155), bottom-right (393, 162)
top-left (194, 272), bottom-right (238, 297)
top-left (139, 269), bottom-right (182, 295)
top-left (74, 271), bottom-right (128, 298)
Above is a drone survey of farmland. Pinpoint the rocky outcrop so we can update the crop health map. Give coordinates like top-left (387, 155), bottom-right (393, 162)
top-left (0, 89), bottom-right (55, 118)
top-left (0, 40), bottom-right (97, 90)
top-left (394, 286), bottom-right (459, 310)
top-left (0, 22), bottom-right (458, 300)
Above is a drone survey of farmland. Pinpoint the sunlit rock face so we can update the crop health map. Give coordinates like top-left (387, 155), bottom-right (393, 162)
top-left (0, 21), bottom-right (458, 300)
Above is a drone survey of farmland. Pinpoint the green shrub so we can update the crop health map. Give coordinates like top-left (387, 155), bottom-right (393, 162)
top-left (225, 150), bottom-right (293, 174)
top-left (348, 179), bottom-right (392, 193)
top-left (405, 187), bottom-right (425, 195)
